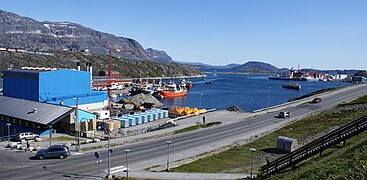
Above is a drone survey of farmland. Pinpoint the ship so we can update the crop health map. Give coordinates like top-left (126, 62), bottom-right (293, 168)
top-left (157, 83), bottom-right (187, 98)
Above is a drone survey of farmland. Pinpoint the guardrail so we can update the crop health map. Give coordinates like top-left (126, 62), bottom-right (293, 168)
top-left (259, 114), bottom-right (367, 178)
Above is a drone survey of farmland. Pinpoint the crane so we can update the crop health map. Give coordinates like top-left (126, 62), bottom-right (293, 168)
top-left (104, 42), bottom-right (142, 114)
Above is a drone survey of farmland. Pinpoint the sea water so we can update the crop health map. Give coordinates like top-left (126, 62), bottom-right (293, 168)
top-left (160, 72), bottom-right (349, 112)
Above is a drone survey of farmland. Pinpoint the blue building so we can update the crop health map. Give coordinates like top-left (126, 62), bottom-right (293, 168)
top-left (3, 69), bottom-right (108, 109)
top-left (1, 68), bottom-right (108, 136)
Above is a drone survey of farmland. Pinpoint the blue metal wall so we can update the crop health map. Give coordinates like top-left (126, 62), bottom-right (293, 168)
top-left (4, 69), bottom-right (107, 106)
top-left (38, 69), bottom-right (107, 106)
top-left (3, 70), bottom-right (39, 101)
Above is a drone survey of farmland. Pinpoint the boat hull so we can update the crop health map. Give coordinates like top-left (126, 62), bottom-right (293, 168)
top-left (158, 90), bottom-right (187, 97)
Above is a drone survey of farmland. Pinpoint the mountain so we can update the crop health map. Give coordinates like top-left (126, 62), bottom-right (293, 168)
top-left (235, 61), bottom-right (279, 72)
top-left (0, 51), bottom-right (202, 78)
top-left (145, 48), bottom-right (173, 63)
top-left (0, 9), bottom-right (150, 60)
top-left (174, 61), bottom-right (212, 67)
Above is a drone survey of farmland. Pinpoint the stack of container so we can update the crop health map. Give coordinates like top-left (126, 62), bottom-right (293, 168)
top-left (111, 109), bottom-right (169, 129)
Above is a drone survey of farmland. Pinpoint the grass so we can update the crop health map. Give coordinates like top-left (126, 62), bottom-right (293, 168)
top-left (170, 95), bottom-right (367, 174)
top-left (173, 122), bottom-right (222, 134)
top-left (270, 130), bottom-right (367, 180)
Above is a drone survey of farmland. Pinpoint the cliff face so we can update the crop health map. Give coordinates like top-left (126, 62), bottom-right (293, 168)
top-left (0, 9), bottom-right (150, 60)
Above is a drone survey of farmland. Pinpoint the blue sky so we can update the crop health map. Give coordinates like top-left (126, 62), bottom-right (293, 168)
top-left (1, 0), bottom-right (366, 69)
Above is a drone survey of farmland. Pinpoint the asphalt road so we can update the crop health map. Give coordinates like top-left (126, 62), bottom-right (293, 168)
top-left (1, 85), bottom-right (367, 180)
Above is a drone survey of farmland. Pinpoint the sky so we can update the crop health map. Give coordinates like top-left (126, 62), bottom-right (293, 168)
top-left (1, 0), bottom-right (366, 69)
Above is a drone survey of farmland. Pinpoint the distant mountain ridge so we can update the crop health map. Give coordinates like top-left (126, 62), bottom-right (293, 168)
top-left (145, 48), bottom-right (173, 63)
top-left (235, 61), bottom-right (279, 72)
top-left (0, 9), bottom-right (150, 60)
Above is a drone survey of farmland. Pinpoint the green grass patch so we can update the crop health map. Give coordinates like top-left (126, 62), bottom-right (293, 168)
top-left (270, 130), bottom-right (367, 180)
top-left (173, 122), bottom-right (222, 134)
top-left (338, 94), bottom-right (367, 107)
top-left (171, 96), bottom-right (367, 174)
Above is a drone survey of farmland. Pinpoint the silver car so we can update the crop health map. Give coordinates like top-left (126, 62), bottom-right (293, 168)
top-left (36, 145), bottom-right (70, 160)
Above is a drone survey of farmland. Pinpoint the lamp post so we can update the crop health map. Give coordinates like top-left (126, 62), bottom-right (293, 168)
top-left (198, 93), bottom-right (203, 127)
top-left (48, 125), bottom-right (52, 147)
top-left (6, 123), bottom-right (11, 144)
top-left (73, 97), bottom-right (81, 152)
top-left (166, 140), bottom-right (172, 171)
top-left (267, 87), bottom-right (271, 113)
top-left (250, 148), bottom-right (256, 178)
top-left (124, 149), bottom-right (130, 179)
top-left (99, 126), bottom-right (111, 177)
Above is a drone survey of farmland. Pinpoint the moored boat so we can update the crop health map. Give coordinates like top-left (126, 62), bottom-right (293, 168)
top-left (157, 84), bottom-right (187, 97)
top-left (282, 83), bottom-right (301, 90)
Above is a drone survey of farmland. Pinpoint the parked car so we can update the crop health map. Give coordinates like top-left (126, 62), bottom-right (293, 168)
top-left (279, 111), bottom-right (291, 118)
top-left (16, 132), bottom-right (40, 141)
top-left (311, 98), bottom-right (322, 103)
top-left (36, 145), bottom-right (70, 160)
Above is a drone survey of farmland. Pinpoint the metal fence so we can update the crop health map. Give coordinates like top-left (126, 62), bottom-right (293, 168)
top-left (259, 114), bottom-right (367, 178)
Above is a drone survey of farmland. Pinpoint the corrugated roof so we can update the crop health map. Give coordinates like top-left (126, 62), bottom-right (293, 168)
top-left (0, 96), bottom-right (74, 125)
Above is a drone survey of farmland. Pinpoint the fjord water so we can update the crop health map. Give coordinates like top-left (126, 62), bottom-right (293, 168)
top-left (160, 73), bottom-right (349, 112)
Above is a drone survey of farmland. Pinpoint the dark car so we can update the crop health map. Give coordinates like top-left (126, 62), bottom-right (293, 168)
top-left (36, 145), bottom-right (70, 160)
top-left (311, 98), bottom-right (322, 103)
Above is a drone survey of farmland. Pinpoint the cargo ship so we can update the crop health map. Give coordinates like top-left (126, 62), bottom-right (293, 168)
top-left (157, 84), bottom-right (187, 98)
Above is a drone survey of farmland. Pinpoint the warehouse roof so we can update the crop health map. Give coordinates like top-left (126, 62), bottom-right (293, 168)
top-left (0, 96), bottom-right (74, 125)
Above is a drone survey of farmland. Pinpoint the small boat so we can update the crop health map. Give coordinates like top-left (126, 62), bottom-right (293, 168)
top-left (282, 84), bottom-right (301, 90)
top-left (157, 84), bottom-right (187, 97)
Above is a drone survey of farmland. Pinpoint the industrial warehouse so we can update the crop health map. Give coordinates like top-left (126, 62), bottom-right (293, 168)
top-left (0, 65), bottom-right (106, 136)
top-left (0, 65), bottom-right (171, 138)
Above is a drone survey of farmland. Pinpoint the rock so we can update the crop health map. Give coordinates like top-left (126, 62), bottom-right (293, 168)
top-left (127, 94), bottom-right (163, 107)
top-left (227, 106), bottom-right (244, 112)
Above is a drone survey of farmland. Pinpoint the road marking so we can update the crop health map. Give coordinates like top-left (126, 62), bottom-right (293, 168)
top-left (105, 166), bottom-right (127, 174)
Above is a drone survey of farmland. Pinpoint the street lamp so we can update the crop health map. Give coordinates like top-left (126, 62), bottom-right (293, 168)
top-left (73, 97), bottom-right (81, 152)
top-left (48, 125), bottom-right (52, 147)
top-left (267, 87), bottom-right (271, 112)
top-left (6, 123), bottom-right (11, 144)
top-left (124, 149), bottom-right (130, 179)
top-left (250, 148), bottom-right (256, 178)
top-left (166, 140), bottom-right (172, 171)
top-left (198, 93), bottom-right (203, 127)
top-left (99, 126), bottom-right (111, 177)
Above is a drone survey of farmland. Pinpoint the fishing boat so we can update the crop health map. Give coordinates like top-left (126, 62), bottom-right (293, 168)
top-left (157, 84), bottom-right (187, 97)
top-left (282, 83), bottom-right (301, 90)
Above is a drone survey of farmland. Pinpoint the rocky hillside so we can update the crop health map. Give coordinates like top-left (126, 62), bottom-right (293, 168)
top-left (145, 48), bottom-right (173, 63)
top-left (0, 9), bottom-right (149, 60)
top-left (0, 51), bottom-right (202, 78)
top-left (235, 61), bottom-right (279, 72)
